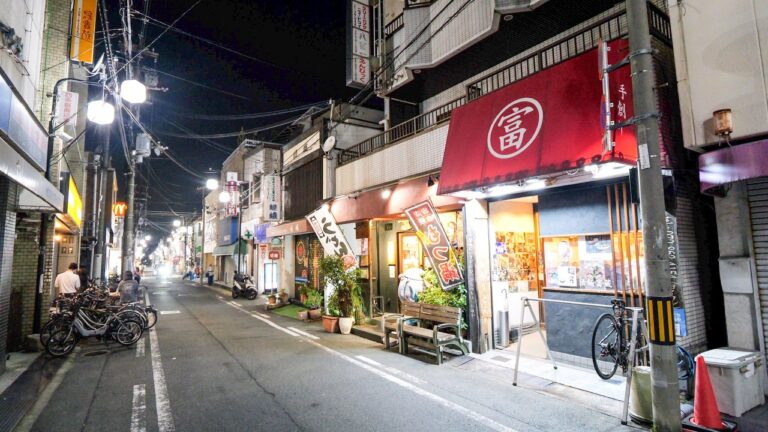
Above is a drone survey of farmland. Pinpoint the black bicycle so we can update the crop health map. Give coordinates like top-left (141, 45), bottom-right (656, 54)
top-left (591, 299), bottom-right (646, 380)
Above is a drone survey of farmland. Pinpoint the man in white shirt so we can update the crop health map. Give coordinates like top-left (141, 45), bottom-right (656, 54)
top-left (54, 262), bottom-right (81, 296)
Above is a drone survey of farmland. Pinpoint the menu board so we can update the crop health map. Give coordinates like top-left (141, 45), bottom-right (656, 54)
top-left (404, 200), bottom-right (464, 290)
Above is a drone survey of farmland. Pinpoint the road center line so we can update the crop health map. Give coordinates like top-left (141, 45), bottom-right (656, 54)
top-left (131, 384), bottom-right (147, 432)
top-left (224, 298), bottom-right (516, 432)
top-left (218, 299), bottom-right (299, 337)
top-left (145, 292), bottom-right (176, 432)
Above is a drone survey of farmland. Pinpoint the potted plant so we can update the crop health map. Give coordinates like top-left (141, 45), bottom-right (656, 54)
top-left (319, 255), bottom-right (363, 335)
top-left (267, 293), bottom-right (277, 305)
top-left (305, 289), bottom-right (323, 320)
top-left (297, 309), bottom-right (309, 321)
top-left (298, 283), bottom-right (309, 304)
top-left (279, 288), bottom-right (289, 304)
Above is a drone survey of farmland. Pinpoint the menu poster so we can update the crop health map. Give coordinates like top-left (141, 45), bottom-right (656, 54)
top-left (404, 200), bottom-right (464, 290)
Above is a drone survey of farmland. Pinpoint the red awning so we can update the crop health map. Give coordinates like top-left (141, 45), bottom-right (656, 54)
top-left (438, 40), bottom-right (637, 196)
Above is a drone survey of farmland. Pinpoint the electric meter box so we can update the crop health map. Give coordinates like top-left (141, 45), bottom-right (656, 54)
top-left (697, 348), bottom-right (765, 417)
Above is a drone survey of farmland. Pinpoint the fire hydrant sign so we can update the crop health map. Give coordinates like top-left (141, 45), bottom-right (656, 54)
top-left (404, 200), bottom-right (464, 290)
top-left (306, 205), bottom-right (355, 262)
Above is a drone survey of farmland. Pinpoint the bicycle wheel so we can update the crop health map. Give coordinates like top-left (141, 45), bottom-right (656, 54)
top-left (592, 313), bottom-right (620, 380)
top-left (145, 308), bottom-right (157, 329)
top-left (40, 316), bottom-right (72, 346)
top-left (46, 325), bottom-right (79, 357)
top-left (118, 309), bottom-right (148, 329)
top-left (113, 318), bottom-right (143, 346)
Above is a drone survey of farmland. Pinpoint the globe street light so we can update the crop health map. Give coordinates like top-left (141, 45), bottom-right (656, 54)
top-left (144, 235), bottom-right (152, 241)
top-left (120, 79), bottom-right (147, 104)
top-left (86, 100), bottom-right (115, 125)
top-left (218, 190), bottom-right (231, 203)
top-left (173, 219), bottom-right (182, 228)
top-left (206, 178), bottom-right (219, 190)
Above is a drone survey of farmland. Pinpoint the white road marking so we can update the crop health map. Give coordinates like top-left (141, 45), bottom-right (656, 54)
top-left (218, 299), bottom-right (299, 337)
top-left (225, 300), bottom-right (516, 432)
top-left (131, 384), bottom-right (147, 432)
top-left (232, 301), bottom-right (243, 307)
top-left (254, 312), bottom-right (270, 319)
top-left (136, 336), bottom-right (146, 357)
top-left (159, 310), bottom-right (180, 315)
top-left (287, 327), bottom-right (320, 340)
top-left (145, 292), bottom-right (176, 432)
top-left (355, 355), bottom-right (428, 385)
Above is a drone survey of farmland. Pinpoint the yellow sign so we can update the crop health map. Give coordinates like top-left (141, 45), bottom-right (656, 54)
top-left (70, 0), bottom-right (97, 64)
top-left (66, 177), bottom-right (83, 227)
top-left (113, 202), bottom-right (127, 217)
top-left (647, 297), bottom-right (676, 345)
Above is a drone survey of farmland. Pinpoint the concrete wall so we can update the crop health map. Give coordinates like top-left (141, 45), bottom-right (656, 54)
top-left (0, 0), bottom-right (46, 110)
top-left (0, 177), bottom-right (20, 375)
top-left (669, 0), bottom-right (768, 148)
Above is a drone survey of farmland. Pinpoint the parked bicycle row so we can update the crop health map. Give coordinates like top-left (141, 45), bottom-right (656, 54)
top-left (42, 271), bottom-right (157, 357)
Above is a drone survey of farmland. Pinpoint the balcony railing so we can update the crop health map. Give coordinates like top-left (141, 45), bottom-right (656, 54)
top-left (338, 96), bottom-right (465, 165)
top-left (339, 3), bottom-right (672, 167)
top-left (384, 13), bottom-right (404, 38)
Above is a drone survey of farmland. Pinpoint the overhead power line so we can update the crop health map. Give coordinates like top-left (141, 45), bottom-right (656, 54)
top-left (143, 66), bottom-right (253, 101)
top-left (166, 100), bottom-right (329, 121)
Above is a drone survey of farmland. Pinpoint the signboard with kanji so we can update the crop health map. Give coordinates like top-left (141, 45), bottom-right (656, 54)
top-left (404, 200), bottom-right (464, 290)
top-left (306, 205), bottom-right (355, 263)
top-left (70, 0), bottom-right (97, 64)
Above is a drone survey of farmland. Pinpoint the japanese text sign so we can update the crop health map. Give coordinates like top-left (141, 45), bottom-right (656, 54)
top-left (438, 39), bottom-right (636, 195)
top-left (261, 174), bottom-right (281, 221)
top-left (70, 0), bottom-right (97, 64)
top-left (404, 200), bottom-right (464, 290)
top-left (225, 172), bottom-right (238, 217)
top-left (346, 0), bottom-right (370, 88)
top-left (306, 205), bottom-right (355, 263)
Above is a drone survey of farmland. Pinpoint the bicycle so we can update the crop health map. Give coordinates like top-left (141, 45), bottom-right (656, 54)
top-left (591, 299), bottom-right (647, 380)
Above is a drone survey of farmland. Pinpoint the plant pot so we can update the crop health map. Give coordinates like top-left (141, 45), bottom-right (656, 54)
top-left (268, 296), bottom-right (276, 305)
top-left (279, 293), bottom-right (288, 304)
top-left (322, 315), bottom-right (339, 333)
top-left (297, 310), bottom-right (309, 321)
top-left (338, 317), bottom-right (354, 335)
top-left (308, 308), bottom-right (321, 320)
top-left (300, 294), bottom-right (308, 304)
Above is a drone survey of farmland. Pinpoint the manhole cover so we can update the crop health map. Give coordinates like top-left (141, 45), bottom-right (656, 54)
top-left (82, 349), bottom-right (110, 357)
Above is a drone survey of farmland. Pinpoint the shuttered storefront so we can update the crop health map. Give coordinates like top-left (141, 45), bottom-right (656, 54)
top-left (747, 178), bottom-right (768, 355)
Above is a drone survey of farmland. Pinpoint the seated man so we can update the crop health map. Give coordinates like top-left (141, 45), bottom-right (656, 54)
top-left (113, 271), bottom-right (140, 304)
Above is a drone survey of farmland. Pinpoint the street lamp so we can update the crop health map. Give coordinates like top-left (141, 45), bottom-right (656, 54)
top-left (86, 100), bottom-right (115, 125)
top-left (206, 178), bottom-right (219, 190)
top-left (218, 190), bottom-right (231, 203)
top-left (173, 219), bottom-right (182, 228)
top-left (144, 234), bottom-right (151, 241)
top-left (120, 79), bottom-right (147, 104)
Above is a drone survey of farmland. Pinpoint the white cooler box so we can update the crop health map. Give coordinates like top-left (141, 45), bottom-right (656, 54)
top-left (698, 348), bottom-right (765, 417)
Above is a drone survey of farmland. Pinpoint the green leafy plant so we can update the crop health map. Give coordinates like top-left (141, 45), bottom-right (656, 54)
top-left (417, 268), bottom-right (467, 310)
top-left (319, 256), bottom-right (364, 322)
top-left (297, 282), bottom-right (309, 296)
top-left (305, 289), bottom-right (323, 309)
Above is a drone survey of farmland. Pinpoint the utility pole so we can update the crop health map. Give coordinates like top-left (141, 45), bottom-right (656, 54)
top-left (94, 128), bottom-right (110, 280)
top-left (626, 1), bottom-right (680, 431)
top-left (123, 165), bottom-right (136, 273)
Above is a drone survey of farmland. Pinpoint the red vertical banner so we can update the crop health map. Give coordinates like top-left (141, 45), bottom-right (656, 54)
top-left (404, 200), bottom-right (464, 290)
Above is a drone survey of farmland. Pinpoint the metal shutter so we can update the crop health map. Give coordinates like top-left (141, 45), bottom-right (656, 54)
top-left (747, 178), bottom-right (768, 354)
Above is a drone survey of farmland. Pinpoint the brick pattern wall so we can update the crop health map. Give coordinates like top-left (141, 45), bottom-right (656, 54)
top-left (35, 0), bottom-right (71, 122)
top-left (12, 218), bottom-right (42, 347)
top-left (0, 177), bottom-right (20, 375)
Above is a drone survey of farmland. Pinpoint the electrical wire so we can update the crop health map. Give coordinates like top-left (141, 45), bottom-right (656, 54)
top-left (143, 66), bottom-right (253, 101)
top-left (165, 100), bottom-right (329, 121)
top-left (156, 112), bottom-right (313, 139)
top-left (132, 10), bottom-right (287, 71)
top-left (114, 0), bottom-right (203, 76)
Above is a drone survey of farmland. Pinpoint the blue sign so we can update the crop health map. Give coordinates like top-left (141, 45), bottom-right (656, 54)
top-left (673, 307), bottom-right (687, 337)
top-left (0, 73), bottom-right (48, 170)
top-left (255, 223), bottom-right (270, 243)
top-left (217, 217), bottom-right (238, 246)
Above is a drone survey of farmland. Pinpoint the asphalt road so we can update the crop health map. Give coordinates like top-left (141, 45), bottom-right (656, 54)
top-left (22, 278), bottom-right (641, 432)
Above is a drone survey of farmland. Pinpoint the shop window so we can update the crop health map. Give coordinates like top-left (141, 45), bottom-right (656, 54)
top-left (542, 235), bottom-right (613, 290)
top-left (492, 231), bottom-right (538, 292)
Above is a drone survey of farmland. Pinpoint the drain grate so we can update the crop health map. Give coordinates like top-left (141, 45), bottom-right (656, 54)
top-left (82, 349), bottom-right (110, 357)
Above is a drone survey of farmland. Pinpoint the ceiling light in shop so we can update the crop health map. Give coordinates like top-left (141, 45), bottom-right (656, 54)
top-left (589, 162), bottom-right (633, 179)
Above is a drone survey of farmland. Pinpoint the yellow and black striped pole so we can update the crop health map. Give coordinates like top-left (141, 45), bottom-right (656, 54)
top-left (646, 297), bottom-right (675, 345)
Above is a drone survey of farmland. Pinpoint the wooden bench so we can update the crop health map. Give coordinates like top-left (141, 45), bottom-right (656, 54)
top-left (383, 301), bottom-right (468, 365)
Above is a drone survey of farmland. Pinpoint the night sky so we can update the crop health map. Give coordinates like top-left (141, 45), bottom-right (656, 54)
top-left (93, 0), bottom-right (361, 240)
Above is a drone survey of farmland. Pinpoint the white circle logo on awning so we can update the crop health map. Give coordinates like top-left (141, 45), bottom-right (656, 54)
top-left (487, 97), bottom-right (544, 159)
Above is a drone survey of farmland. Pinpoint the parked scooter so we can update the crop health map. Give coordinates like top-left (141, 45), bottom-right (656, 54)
top-left (232, 272), bottom-right (258, 300)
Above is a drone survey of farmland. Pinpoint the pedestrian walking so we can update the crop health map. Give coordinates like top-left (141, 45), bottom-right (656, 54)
top-left (134, 266), bottom-right (142, 284)
top-left (77, 265), bottom-right (89, 291)
top-left (54, 262), bottom-right (81, 297)
top-left (114, 271), bottom-right (140, 304)
top-left (206, 265), bottom-right (214, 285)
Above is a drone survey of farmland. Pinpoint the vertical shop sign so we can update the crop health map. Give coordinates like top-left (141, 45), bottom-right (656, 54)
top-left (306, 205), bottom-right (355, 262)
top-left (346, 0), bottom-right (370, 88)
top-left (55, 89), bottom-right (79, 128)
top-left (404, 200), bottom-right (464, 290)
top-left (225, 172), bottom-right (238, 217)
top-left (261, 174), bottom-right (281, 221)
top-left (70, 0), bottom-right (97, 64)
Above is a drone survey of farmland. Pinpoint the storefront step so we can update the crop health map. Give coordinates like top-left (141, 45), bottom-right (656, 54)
top-left (351, 324), bottom-right (392, 346)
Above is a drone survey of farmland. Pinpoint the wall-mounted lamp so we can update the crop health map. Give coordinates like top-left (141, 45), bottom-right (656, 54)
top-left (713, 108), bottom-right (733, 137)
top-left (381, 188), bottom-right (391, 199)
